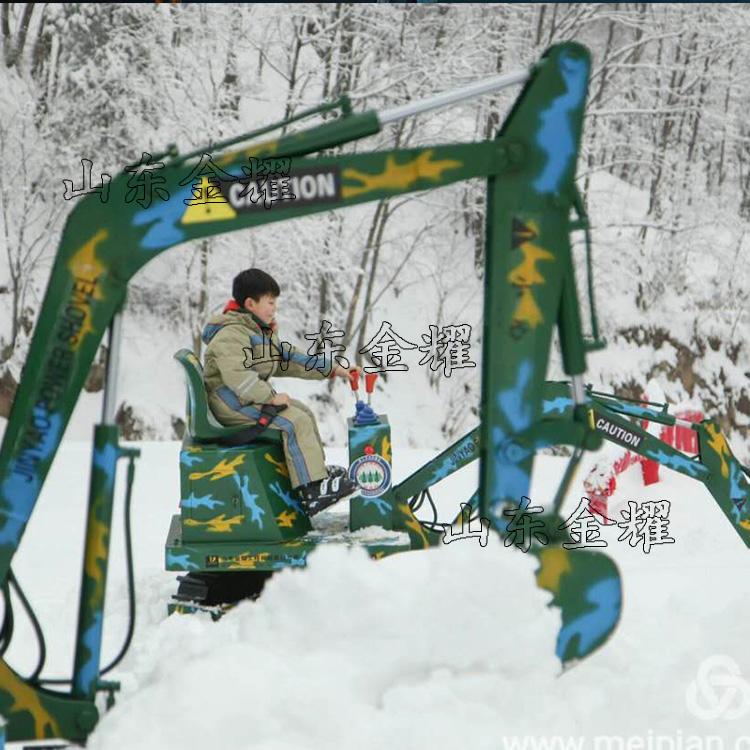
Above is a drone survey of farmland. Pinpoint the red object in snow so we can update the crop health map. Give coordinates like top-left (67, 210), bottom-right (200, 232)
top-left (659, 409), bottom-right (702, 453)
top-left (586, 403), bottom-right (703, 523)
top-left (349, 369), bottom-right (360, 391)
top-left (641, 458), bottom-right (660, 485)
top-left (588, 494), bottom-right (610, 524)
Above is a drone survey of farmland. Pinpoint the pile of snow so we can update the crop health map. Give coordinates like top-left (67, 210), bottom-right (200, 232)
top-left (91, 543), bottom-right (561, 750)
top-left (7, 436), bottom-right (750, 749)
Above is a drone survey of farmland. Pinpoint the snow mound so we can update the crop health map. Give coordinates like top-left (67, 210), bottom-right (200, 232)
top-left (89, 541), bottom-right (560, 750)
top-left (10, 443), bottom-right (750, 749)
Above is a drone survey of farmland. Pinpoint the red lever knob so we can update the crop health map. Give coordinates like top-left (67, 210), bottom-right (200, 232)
top-left (349, 369), bottom-right (360, 391)
top-left (365, 372), bottom-right (378, 394)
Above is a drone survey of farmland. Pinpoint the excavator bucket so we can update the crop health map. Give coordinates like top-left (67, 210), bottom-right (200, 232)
top-left (534, 545), bottom-right (622, 667)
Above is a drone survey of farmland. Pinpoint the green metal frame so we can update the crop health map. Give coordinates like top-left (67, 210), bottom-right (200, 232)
top-left (0, 41), bottom-right (747, 743)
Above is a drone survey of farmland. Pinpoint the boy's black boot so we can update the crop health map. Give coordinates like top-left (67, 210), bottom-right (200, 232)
top-left (326, 464), bottom-right (349, 480)
top-left (297, 475), bottom-right (359, 517)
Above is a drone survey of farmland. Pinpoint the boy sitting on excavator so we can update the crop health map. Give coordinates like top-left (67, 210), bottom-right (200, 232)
top-left (201, 268), bottom-right (359, 515)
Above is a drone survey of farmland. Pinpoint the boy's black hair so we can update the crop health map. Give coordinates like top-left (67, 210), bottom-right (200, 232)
top-left (232, 268), bottom-right (281, 305)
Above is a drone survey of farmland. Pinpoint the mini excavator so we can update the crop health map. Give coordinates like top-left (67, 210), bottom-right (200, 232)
top-left (0, 42), bottom-right (748, 743)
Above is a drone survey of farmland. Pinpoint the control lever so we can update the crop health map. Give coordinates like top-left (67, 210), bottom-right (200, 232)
top-left (349, 368), bottom-right (361, 393)
top-left (364, 372), bottom-right (378, 406)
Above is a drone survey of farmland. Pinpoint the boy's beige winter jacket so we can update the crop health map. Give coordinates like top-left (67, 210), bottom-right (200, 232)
top-left (202, 307), bottom-right (332, 422)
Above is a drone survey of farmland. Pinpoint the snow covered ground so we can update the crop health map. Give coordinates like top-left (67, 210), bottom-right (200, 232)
top-left (7, 430), bottom-right (750, 750)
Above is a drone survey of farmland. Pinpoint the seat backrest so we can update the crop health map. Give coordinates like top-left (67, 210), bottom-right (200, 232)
top-left (174, 349), bottom-right (283, 447)
top-left (173, 349), bottom-right (239, 440)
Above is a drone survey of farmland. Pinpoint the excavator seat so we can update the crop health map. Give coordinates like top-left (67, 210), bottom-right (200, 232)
top-left (173, 348), bottom-right (282, 446)
top-left (171, 349), bottom-right (309, 555)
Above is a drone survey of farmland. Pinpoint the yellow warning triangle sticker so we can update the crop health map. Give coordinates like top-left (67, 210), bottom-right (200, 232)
top-left (181, 176), bottom-right (237, 224)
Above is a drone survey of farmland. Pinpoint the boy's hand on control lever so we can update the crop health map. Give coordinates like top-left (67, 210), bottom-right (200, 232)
top-left (270, 393), bottom-right (290, 406)
top-left (333, 364), bottom-right (361, 379)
